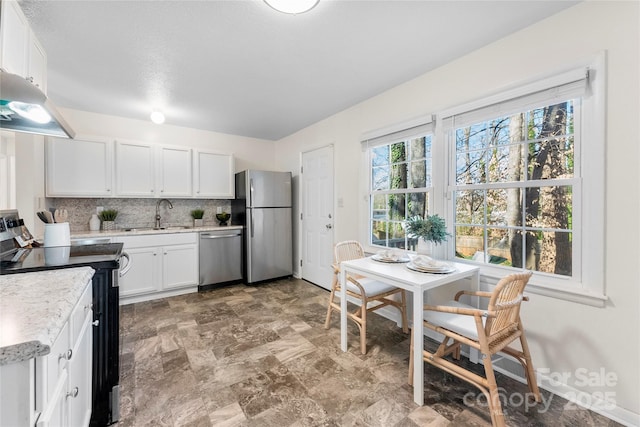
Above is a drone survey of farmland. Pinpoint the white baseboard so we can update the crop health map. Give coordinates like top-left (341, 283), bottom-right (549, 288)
top-left (119, 286), bottom-right (197, 305)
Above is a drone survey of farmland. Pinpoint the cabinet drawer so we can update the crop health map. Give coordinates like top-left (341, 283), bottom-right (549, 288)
top-left (46, 321), bottom-right (69, 402)
top-left (70, 284), bottom-right (92, 348)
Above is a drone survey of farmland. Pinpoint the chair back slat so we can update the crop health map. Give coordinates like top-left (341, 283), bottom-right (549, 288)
top-left (486, 272), bottom-right (532, 337)
top-left (334, 240), bottom-right (365, 263)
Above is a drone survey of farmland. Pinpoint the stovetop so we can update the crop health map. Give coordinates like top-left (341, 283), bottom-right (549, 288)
top-left (0, 243), bottom-right (124, 275)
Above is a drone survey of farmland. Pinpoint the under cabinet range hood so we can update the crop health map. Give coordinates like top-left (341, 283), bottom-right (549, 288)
top-left (0, 71), bottom-right (75, 138)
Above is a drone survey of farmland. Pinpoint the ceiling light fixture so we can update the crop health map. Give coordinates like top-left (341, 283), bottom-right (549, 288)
top-left (264, 0), bottom-right (319, 15)
top-left (150, 111), bottom-right (165, 124)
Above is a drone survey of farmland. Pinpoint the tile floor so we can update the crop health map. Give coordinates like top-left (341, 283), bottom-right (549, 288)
top-left (118, 278), bottom-right (619, 426)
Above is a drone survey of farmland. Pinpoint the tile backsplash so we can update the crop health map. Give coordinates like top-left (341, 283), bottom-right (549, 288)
top-left (49, 198), bottom-right (232, 232)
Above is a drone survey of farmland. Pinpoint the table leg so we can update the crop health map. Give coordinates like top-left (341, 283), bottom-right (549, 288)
top-left (340, 266), bottom-right (348, 352)
top-left (413, 288), bottom-right (424, 405)
top-left (469, 270), bottom-right (481, 364)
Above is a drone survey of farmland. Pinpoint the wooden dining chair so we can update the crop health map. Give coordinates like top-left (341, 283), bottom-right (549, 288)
top-left (324, 240), bottom-right (408, 354)
top-left (408, 271), bottom-right (540, 426)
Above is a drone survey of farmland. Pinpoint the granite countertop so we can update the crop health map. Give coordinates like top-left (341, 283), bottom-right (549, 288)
top-left (71, 224), bottom-right (243, 239)
top-left (0, 267), bottom-right (95, 365)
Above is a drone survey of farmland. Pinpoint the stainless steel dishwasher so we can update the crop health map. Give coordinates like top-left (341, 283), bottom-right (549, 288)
top-left (199, 229), bottom-right (243, 289)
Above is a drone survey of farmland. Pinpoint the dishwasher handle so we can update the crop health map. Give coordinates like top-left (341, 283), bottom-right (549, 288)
top-left (200, 233), bottom-right (241, 239)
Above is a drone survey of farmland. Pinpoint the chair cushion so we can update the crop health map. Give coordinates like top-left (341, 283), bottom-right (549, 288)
top-left (346, 277), bottom-right (400, 297)
top-left (423, 300), bottom-right (485, 340)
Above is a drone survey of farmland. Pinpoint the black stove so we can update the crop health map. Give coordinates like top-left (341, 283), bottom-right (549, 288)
top-left (0, 210), bottom-right (126, 426)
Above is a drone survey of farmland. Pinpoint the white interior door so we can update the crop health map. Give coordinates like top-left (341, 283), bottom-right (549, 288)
top-left (301, 145), bottom-right (334, 289)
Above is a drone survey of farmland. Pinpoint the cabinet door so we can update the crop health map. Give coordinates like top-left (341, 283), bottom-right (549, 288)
top-left (194, 150), bottom-right (234, 198)
top-left (36, 369), bottom-right (68, 427)
top-left (46, 138), bottom-right (113, 197)
top-left (162, 244), bottom-right (198, 290)
top-left (27, 32), bottom-right (47, 93)
top-left (115, 140), bottom-right (155, 197)
top-left (67, 316), bottom-right (92, 427)
top-left (0, 0), bottom-right (29, 76)
top-left (158, 146), bottom-right (192, 197)
top-left (119, 246), bottom-right (160, 297)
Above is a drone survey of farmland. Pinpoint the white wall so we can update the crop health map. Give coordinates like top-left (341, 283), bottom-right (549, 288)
top-left (274, 1), bottom-right (639, 423)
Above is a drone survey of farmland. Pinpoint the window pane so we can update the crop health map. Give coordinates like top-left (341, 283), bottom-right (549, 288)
top-left (372, 165), bottom-right (389, 190)
top-left (372, 220), bottom-right (387, 245)
top-left (455, 190), bottom-right (484, 224)
top-left (488, 117), bottom-right (512, 145)
top-left (390, 163), bottom-right (408, 189)
top-left (524, 186), bottom-right (572, 230)
top-left (488, 144), bottom-right (525, 183)
top-left (456, 150), bottom-right (486, 184)
top-left (407, 192), bottom-right (427, 218)
top-left (410, 137), bottom-right (428, 159)
top-left (455, 226), bottom-right (484, 260)
top-left (390, 142), bottom-right (406, 163)
top-left (536, 231), bottom-right (572, 277)
top-left (388, 194), bottom-right (406, 220)
top-left (487, 189), bottom-right (509, 226)
top-left (372, 193), bottom-right (387, 220)
top-left (528, 137), bottom-right (574, 180)
top-left (456, 123), bottom-right (487, 151)
top-left (372, 145), bottom-right (389, 166)
top-left (487, 228), bottom-right (511, 266)
top-left (389, 222), bottom-right (407, 249)
top-left (409, 160), bottom-right (428, 188)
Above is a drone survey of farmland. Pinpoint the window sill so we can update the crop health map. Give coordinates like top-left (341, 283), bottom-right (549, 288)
top-left (455, 260), bottom-right (608, 307)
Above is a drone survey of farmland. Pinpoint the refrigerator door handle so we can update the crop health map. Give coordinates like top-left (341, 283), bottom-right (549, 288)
top-left (249, 178), bottom-right (254, 207)
top-left (250, 211), bottom-right (254, 238)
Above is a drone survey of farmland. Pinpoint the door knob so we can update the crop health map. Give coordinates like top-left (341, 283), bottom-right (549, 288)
top-left (326, 224), bottom-right (332, 229)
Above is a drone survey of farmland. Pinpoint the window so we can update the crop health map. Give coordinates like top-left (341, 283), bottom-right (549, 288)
top-left (441, 62), bottom-right (606, 303)
top-left (363, 120), bottom-right (434, 250)
top-left (450, 99), bottom-right (579, 278)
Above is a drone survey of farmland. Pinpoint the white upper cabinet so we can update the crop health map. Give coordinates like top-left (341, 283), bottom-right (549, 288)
top-left (115, 140), bottom-right (155, 197)
top-left (0, 0), bottom-right (47, 93)
top-left (157, 145), bottom-right (192, 197)
top-left (46, 137), bottom-right (113, 197)
top-left (0, 0), bottom-right (29, 76)
top-left (193, 150), bottom-right (234, 199)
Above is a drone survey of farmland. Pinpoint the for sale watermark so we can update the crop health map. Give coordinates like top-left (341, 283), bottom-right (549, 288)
top-left (462, 367), bottom-right (618, 413)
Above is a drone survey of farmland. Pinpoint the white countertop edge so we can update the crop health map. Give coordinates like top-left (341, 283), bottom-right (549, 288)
top-left (70, 224), bottom-right (243, 239)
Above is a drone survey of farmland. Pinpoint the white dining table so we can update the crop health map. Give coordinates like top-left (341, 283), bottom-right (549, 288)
top-left (338, 256), bottom-right (480, 406)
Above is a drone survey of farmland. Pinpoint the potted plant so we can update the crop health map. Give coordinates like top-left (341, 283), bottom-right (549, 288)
top-left (191, 209), bottom-right (205, 227)
top-left (99, 209), bottom-right (118, 231)
top-left (405, 214), bottom-right (451, 256)
top-left (215, 211), bottom-right (230, 226)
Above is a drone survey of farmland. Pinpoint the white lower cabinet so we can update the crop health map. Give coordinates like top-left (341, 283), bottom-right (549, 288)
top-left (116, 233), bottom-right (198, 303)
top-left (37, 283), bottom-right (93, 427)
top-left (0, 280), bottom-right (92, 427)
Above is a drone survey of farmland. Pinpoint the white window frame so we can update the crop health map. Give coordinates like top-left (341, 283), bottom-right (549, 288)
top-left (360, 54), bottom-right (606, 306)
top-left (439, 54), bottom-right (606, 306)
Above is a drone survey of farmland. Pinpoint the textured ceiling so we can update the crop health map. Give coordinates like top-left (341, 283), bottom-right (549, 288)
top-left (20, 0), bottom-right (577, 141)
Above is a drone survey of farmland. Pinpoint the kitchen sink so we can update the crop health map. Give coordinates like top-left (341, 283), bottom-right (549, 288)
top-left (121, 226), bottom-right (192, 232)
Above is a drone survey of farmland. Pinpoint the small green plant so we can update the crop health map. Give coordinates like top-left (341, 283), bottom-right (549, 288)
top-left (191, 209), bottom-right (205, 219)
top-left (99, 209), bottom-right (118, 221)
top-left (405, 214), bottom-right (451, 245)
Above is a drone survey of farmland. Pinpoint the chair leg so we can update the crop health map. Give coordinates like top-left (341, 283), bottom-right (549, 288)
top-left (400, 290), bottom-right (409, 334)
top-left (360, 298), bottom-right (368, 354)
top-left (324, 276), bottom-right (338, 329)
top-left (519, 331), bottom-right (542, 402)
top-left (408, 328), bottom-right (414, 386)
top-left (483, 356), bottom-right (506, 427)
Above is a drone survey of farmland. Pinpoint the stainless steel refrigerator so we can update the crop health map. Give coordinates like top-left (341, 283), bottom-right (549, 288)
top-left (232, 170), bottom-right (293, 284)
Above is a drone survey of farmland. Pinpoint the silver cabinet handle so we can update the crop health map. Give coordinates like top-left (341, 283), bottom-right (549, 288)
top-left (67, 387), bottom-right (79, 398)
top-left (92, 320), bottom-right (100, 327)
top-left (59, 349), bottom-right (72, 361)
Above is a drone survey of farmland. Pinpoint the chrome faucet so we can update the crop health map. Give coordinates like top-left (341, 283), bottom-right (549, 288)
top-left (155, 199), bottom-right (173, 228)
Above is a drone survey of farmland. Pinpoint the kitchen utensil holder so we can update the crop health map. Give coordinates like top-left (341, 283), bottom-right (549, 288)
top-left (43, 222), bottom-right (71, 247)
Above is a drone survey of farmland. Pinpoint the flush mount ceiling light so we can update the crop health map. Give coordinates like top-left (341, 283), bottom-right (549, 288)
top-left (150, 111), bottom-right (165, 124)
top-left (264, 0), bottom-right (319, 15)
